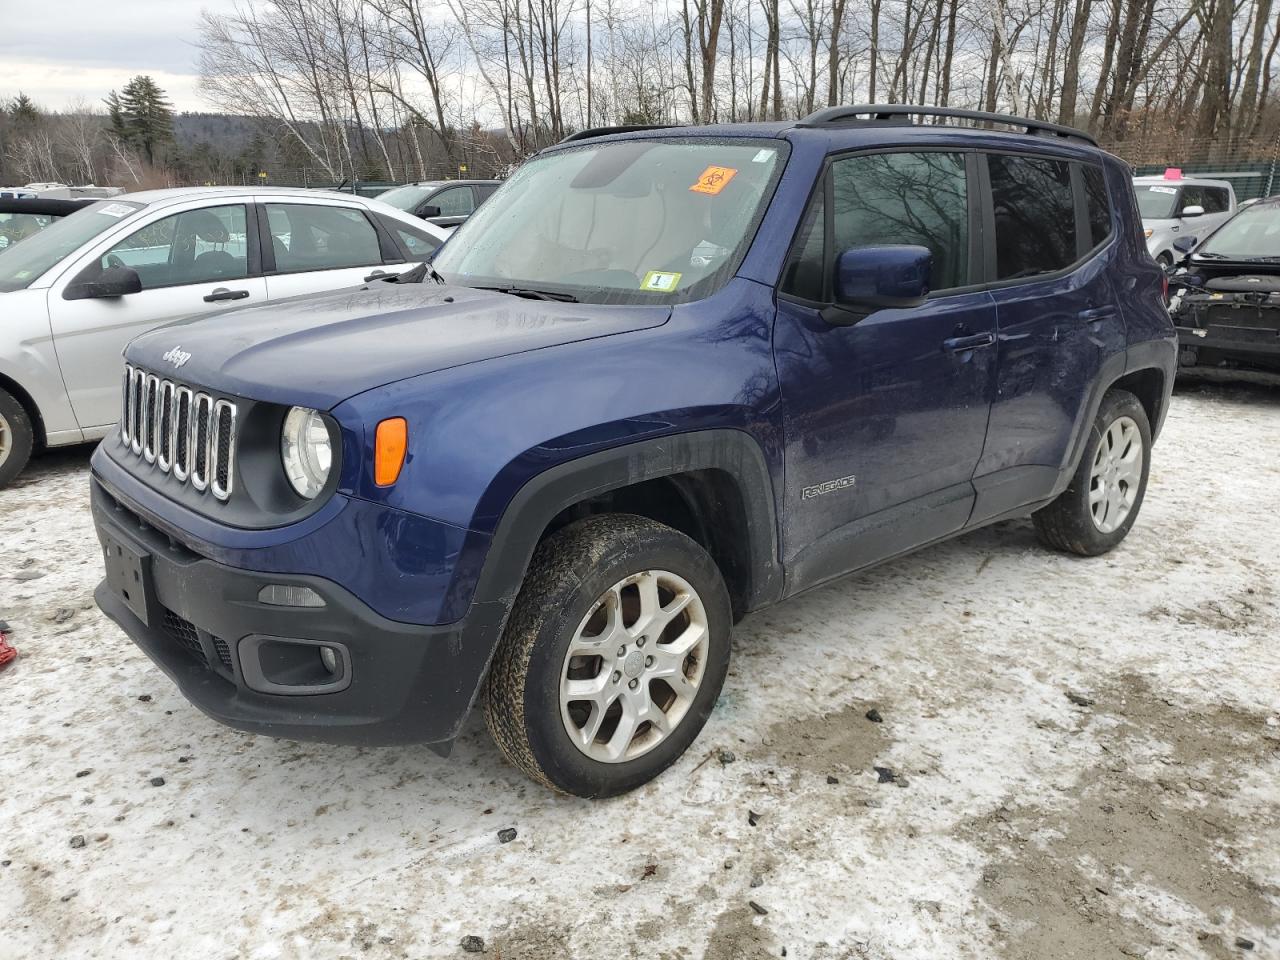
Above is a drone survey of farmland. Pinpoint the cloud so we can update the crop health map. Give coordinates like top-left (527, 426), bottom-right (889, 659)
top-left (0, 0), bottom-right (242, 110)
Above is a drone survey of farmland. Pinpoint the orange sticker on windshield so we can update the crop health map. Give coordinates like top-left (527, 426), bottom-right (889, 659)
top-left (689, 166), bottom-right (738, 195)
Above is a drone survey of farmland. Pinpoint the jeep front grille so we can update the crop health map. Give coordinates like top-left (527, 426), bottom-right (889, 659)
top-left (120, 364), bottom-right (237, 501)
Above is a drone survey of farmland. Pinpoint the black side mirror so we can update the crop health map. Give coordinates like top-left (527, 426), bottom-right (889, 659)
top-left (64, 265), bottom-right (143, 301)
top-left (823, 245), bottom-right (932, 324)
top-left (1172, 236), bottom-right (1198, 254)
top-left (418, 204), bottom-right (442, 219)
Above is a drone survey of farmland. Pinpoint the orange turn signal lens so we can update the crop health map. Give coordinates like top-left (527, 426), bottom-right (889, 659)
top-left (374, 417), bottom-right (407, 486)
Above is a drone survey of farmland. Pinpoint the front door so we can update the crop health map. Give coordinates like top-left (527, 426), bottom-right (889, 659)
top-left (48, 202), bottom-right (266, 429)
top-left (773, 150), bottom-right (997, 592)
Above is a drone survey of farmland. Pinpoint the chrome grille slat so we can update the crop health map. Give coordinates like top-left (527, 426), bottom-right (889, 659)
top-left (117, 366), bottom-right (236, 501)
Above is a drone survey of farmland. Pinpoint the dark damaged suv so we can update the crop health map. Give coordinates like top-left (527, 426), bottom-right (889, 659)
top-left (91, 106), bottom-right (1175, 797)
top-left (1170, 196), bottom-right (1280, 382)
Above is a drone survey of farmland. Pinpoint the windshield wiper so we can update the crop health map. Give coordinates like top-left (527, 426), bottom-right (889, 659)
top-left (380, 261), bottom-right (447, 285)
top-left (478, 285), bottom-right (580, 303)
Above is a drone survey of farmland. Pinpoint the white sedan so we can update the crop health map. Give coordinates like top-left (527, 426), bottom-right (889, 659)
top-left (0, 187), bottom-right (450, 487)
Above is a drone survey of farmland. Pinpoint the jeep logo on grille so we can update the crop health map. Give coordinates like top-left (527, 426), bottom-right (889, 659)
top-left (162, 346), bottom-right (192, 369)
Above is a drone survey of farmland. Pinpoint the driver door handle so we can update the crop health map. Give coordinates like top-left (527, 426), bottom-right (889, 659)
top-left (204, 287), bottom-right (250, 303)
top-left (942, 331), bottom-right (995, 353)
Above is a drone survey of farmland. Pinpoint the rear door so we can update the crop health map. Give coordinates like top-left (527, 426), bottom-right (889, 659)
top-left (48, 200), bottom-right (265, 429)
top-left (259, 199), bottom-right (408, 300)
top-left (972, 152), bottom-right (1123, 523)
top-left (773, 149), bottom-right (998, 590)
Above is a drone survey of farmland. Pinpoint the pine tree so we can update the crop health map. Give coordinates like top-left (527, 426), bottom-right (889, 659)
top-left (9, 92), bottom-right (39, 131)
top-left (104, 76), bottom-right (174, 165)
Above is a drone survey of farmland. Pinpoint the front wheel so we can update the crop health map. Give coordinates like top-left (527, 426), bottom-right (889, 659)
top-left (1033, 388), bottom-right (1152, 556)
top-left (485, 514), bottom-right (732, 798)
top-left (0, 388), bottom-right (34, 490)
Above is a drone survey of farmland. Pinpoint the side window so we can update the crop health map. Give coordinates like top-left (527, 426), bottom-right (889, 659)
top-left (1202, 188), bottom-right (1230, 213)
top-left (429, 186), bottom-right (475, 217)
top-left (475, 184), bottom-right (500, 203)
top-left (988, 154), bottom-right (1076, 279)
top-left (390, 221), bottom-right (442, 261)
top-left (1179, 186), bottom-right (1205, 213)
top-left (1082, 164), bottom-right (1112, 249)
top-left (97, 204), bottom-right (248, 289)
top-left (266, 204), bottom-right (382, 273)
top-left (781, 188), bottom-right (826, 301)
top-left (831, 151), bottom-right (969, 291)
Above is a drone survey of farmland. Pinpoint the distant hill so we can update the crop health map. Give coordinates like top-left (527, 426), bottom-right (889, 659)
top-left (173, 112), bottom-right (264, 153)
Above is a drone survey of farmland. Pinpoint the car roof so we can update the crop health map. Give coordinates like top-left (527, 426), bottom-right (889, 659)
top-left (542, 112), bottom-right (1110, 161)
top-left (117, 185), bottom-right (388, 206)
top-left (1133, 175), bottom-right (1234, 190)
top-left (397, 180), bottom-right (501, 188)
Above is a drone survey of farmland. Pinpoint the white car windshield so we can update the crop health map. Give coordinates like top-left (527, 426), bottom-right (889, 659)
top-left (0, 200), bottom-right (144, 292)
top-left (432, 139), bottom-right (786, 304)
top-left (1136, 184), bottom-right (1179, 220)
top-left (1198, 203), bottom-right (1280, 260)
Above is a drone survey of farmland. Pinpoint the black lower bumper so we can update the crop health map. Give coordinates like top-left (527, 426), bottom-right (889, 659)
top-left (91, 476), bottom-right (505, 749)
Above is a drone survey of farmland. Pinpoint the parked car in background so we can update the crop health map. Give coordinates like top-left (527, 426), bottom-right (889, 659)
top-left (377, 179), bottom-right (501, 228)
top-left (1169, 195), bottom-right (1280, 382)
top-left (1134, 170), bottom-right (1236, 267)
top-left (0, 187), bottom-right (449, 488)
top-left (90, 106), bottom-right (1174, 798)
top-left (0, 197), bottom-right (95, 251)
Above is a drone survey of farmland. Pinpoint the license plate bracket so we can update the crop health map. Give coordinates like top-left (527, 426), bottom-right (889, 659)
top-left (102, 534), bottom-right (157, 627)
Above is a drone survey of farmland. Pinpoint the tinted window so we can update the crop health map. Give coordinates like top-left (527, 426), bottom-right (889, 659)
top-left (781, 189), bottom-right (825, 301)
top-left (95, 204), bottom-right (249, 290)
top-left (475, 183), bottom-right (500, 202)
top-left (831, 151), bottom-right (969, 291)
top-left (430, 186), bottom-right (474, 216)
top-left (266, 204), bottom-right (381, 273)
top-left (1179, 186), bottom-right (1205, 213)
top-left (988, 154), bottom-right (1076, 279)
top-left (1082, 165), bottom-right (1112, 249)
top-left (390, 222), bottom-right (441, 261)
top-left (1202, 188), bottom-right (1230, 213)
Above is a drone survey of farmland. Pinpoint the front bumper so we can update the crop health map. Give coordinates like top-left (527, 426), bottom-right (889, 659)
top-left (91, 476), bottom-right (506, 749)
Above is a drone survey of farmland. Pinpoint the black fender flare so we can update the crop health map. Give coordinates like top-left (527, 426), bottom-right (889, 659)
top-left (434, 428), bottom-right (784, 751)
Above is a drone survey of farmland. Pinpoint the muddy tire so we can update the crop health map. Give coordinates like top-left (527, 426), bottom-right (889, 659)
top-left (485, 514), bottom-right (732, 798)
top-left (0, 388), bottom-right (34, 490)
top-left (1033, 388), bottom-right (1152, 557)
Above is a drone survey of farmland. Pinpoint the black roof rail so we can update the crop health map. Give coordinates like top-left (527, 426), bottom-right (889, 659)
top-left (797, 104), bottom-right (1097, 146)
top-left (559, 123), bottom-right (684, 144)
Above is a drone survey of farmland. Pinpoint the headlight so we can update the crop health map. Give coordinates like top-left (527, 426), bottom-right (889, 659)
top-left (281, 406), bottom-right (332, 499)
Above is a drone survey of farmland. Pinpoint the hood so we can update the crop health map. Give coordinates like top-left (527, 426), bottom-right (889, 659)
top-left (124, 282), bottom-right (671, 409)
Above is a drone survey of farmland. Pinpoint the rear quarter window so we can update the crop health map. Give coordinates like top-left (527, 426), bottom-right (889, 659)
top-left (1082, 165), bottom-right (1113, 249)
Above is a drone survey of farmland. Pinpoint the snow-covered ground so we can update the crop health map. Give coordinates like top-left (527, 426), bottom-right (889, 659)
top-left (1, 382), bottom-right (1278, 960)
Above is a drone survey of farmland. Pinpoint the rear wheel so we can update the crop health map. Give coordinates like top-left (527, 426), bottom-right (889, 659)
top-left (1033, 388), bottom-right (1152, 556)
top-left (485, 514), bottom-right (731, 797)
top-left (0, 389), bottom-right (34, 490)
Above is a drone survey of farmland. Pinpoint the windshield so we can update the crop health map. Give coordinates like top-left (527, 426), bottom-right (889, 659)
top-left (1199, 203), bottom-right (1280, 259)
top-left (1135, 184), bottom-right (1180, 220)
top-left (0, 212), bottom-right (65, 250)
top-left (378, 184), bottom-right (439, 212)
top-left (432, 139), bottom-right (786, 304)
top-left (0, 199), bottom-right (143, 292)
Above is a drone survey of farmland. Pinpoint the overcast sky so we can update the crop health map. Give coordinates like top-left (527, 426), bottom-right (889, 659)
top-left (0, 0), bottom-right (238, 111)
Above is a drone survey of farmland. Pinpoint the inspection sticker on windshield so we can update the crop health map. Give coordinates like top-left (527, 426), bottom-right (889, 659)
top-left (1148, 186), bottom-right (1177, 195)
top-left (97, 203), bottom-right (133, 217)
top-left (640, 270), bottom-right (682, 292)
top-left (689, 166), bottom-right (737, 195)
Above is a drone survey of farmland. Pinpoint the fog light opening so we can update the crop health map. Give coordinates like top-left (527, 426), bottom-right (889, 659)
top-left (319, 645), bottom-right (339, 675)
top-left (258, 584), bottom-right (326, 608)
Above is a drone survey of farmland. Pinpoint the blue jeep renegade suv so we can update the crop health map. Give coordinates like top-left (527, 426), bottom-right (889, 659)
top-left (91, 106), bottom-right (1175, 797)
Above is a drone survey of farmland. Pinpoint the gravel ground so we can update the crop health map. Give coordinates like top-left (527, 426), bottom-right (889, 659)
top-left (1, 382), bottom-right (1278, 960)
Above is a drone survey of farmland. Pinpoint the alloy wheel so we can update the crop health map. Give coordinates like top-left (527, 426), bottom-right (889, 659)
top-left (1089, 415), bottom-right (1143, 534)
top-left (559, 569), bottom-right (709, 763)
top-left (0, 410), bottom-right (10, 467)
